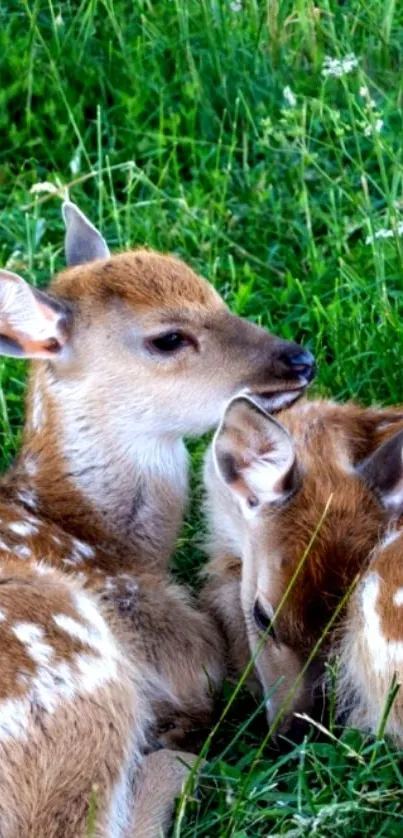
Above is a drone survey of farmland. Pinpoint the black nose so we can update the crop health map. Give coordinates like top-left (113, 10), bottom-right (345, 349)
top-left (279, 347), bottom-right (316, 382)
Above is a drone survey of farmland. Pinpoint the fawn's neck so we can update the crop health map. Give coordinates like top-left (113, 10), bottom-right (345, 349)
top-left (4, 366), bottom-right (189, 570)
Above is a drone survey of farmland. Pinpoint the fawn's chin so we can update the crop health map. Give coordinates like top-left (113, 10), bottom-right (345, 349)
top-left (251, 386), bottom-right (305, 414)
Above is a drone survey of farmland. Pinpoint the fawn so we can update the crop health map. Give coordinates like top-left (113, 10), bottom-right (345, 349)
top-left (202, 396), bottom-right (403, 744)
top-left (0, 201), bottom-right (315, 836)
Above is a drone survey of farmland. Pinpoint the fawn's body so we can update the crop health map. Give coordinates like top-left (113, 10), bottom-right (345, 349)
top-left (0, 202), bottom-right (314, 836)
top-left (203, 397), bottom-right (403, 744)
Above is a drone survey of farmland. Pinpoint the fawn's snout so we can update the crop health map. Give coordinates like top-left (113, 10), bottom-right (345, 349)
top-left (276, 347), bottom-right (316, 383)
top-left (248, 342), bottom-right (315, 412)
top-left (210, 312), bottom-right (315, 421)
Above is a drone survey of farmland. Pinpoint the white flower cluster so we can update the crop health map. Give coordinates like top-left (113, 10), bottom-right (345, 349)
top-left (359, 86), bottom-right (376, 109)
top-left (364, 119), bottom-right (383, 137)
top-left (366, 223), bottom-right (403, 245)
top-left (230, 0), bottom-right (242, 10)
top-left (322, 53), bottom-right (359, 78)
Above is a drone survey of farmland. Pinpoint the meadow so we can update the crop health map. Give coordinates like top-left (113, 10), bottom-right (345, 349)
top-left (1, 0), bottom-right (403, 834)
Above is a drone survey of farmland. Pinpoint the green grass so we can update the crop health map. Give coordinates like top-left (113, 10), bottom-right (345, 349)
top-left (2, 0), bottom-right (403, 834)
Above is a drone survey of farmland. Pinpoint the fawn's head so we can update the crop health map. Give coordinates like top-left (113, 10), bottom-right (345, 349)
top-left (211, 396), bottom-right (403, 732)
top-left (0, 203), bottom-right (314, 440)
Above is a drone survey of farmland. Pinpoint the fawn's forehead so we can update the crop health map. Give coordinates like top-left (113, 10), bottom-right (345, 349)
top-left (280, 400), bottom-right (359, 461)
top-left (51, 250), bottom-right (224, 317)
top-left (257, 403), bottom-right (386, 583)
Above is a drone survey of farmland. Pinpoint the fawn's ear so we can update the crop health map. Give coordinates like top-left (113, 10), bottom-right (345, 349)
top-left (359, 429), bottom-right (403, 512)
top-left (62, 201), bottom-right (110, 266)
top-left (213, 396), bottom-right (299, 517)
top-left (0, 270), bottom-right (72, 359)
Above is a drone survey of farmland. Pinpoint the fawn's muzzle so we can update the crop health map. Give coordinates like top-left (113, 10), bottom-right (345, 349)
top-left (247, 340), bottom-right (316, 412)
top-left (277, 347), bottom-right (316, 384)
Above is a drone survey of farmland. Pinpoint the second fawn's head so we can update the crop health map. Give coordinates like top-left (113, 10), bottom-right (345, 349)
top-left (0, 203), bottom-right (315, 443)
top-left (211, 396), bottom-right (403, 732)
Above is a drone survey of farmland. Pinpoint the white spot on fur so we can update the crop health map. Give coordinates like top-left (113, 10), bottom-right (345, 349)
top-left (383, 486), bottom-right (403, 511)
top-left (0, 581), bottom-right (125, 746)
top-left (23, 456), bottom-right (38, 478)
top-left (13, 623), bottom-right (52, 666)
top-left (34, 563), bottom-right (55, 576)
top-left (103, 575), bottom-right (138, 596)
top-left (0, 597), bottom-right (121, 744)
top-left (8, 520), bottom-right (38, 537)
top-left (74, 591), bottom-right (108, 636)
top-left (0, 539), bottom-right (11, 552)
top-left (380, 529), bottom-right (401, 550)
top-left (362, 573), bottom-right (403, 672)
top-left (75, 651), bottom-right (117, 693)
top-left (74, 571), bottom-right (89, 586)
top-left (0, 609), bottom-right (6, 622)
top-left (336, 447), bottom-right (355, 474)
top-left (104, 578), bottom-right (118, 593)
top-left (14, 545), bottom-right (32, 559)
top-left (0, 697), bottom-right (32, 741)
top-left (63, 556), bottom-right (83, 568)
top-left (72, 591), bottom-right (120, 687)
top-left (53, 614), bottom-right (102, 653)
top-left (71, 538), bottom-right (95, 560)
top-left (394, 588), bottom-right (403, 606)
top-left (0, 658), bottom-right (78, 743)
top-left (17, 489), bottom-right (37, 511)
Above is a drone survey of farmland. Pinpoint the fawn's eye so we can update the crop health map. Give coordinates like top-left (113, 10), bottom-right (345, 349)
top-left (253, 598), bottom-right (276, 639)
top-left (147, 332), bottom-right (193, 354)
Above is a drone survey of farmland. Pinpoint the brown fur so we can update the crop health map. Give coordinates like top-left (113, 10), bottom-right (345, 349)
top-left (4, 249), bottom-right (310, 564)
top-left (0, 559), bottom-right (143, 837)
top-left (0, 201), bottom-right (314, 834)
top-left (202, 397), bottom-right (403, 740)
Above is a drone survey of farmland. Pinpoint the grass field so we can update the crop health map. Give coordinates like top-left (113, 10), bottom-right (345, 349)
top-left (1, 0), bottom-right (403, 834)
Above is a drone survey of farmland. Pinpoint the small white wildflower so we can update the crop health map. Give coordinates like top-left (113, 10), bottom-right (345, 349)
top-left (359, 86), bottom-right (377, 109)
top-left (30, 182), bottom-right (58, 195)
top-left (55, 12), bottom-right (63, 26)
top-left (322, 53), bottom-right (359, 78)
top-left (364, 118), bottom-right (383, 137)
top-left (366, 222), bottom-right (403, 245)
top-left (69, 147), bottom-right (81, 176)
top-left (283, 86), bottom-right (297, 107)
top-left (230, 0), bottom-right (242, 9)
top-left (225, 786), bottom-right (235, 805)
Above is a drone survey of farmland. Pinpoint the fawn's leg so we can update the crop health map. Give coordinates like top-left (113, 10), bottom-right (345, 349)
top-left (101, 571), bottom-right (226, 751)
top-left (199, 554), bottom-right (260, 690)
top-left (132, 749), bottom-right (199, 837)
top-left (336, 531), bottom-right (403, 745)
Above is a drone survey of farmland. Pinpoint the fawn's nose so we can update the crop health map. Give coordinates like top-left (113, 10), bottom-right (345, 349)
top-left (278, 346), bottom-right (316, 383)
